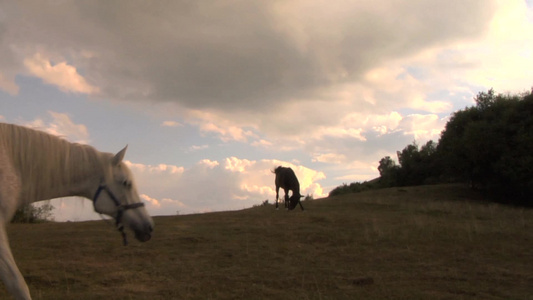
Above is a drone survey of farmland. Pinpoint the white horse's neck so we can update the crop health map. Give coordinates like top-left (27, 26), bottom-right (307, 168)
top-left (20, 148), bottom-right (110, 203)
top-left (32, 175), bottom-right (102, 202)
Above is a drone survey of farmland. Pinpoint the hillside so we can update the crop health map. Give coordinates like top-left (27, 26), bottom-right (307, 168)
top-left (2, 184), bottom-right (532, 299)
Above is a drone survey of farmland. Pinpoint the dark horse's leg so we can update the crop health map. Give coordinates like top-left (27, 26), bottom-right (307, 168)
top-left (284, 189), bottom-right (289, 209)
top-left (275, 186), bottom-right (280, 209)
top-left (298, 198), bottom-right (305, 211)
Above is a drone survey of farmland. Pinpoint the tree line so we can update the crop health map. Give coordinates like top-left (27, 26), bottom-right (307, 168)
top-left (330, 88), bottom-right (533, 206)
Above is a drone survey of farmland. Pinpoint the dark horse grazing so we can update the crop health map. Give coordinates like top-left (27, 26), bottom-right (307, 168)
top-left (272, 166), bottom-right (304, 211)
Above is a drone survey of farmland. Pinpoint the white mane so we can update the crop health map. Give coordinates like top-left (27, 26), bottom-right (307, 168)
top-left (0, 123), bottom-right (111, 202)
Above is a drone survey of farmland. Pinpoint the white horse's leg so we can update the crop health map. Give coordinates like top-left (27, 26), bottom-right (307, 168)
top-left (0, 154), bottom-right (32, 299)
top-left (0, 225), bottom-right (31, 300)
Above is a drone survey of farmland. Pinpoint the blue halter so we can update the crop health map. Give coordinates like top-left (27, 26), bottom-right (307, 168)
top-left (93, 183), bottom-right (145, 245)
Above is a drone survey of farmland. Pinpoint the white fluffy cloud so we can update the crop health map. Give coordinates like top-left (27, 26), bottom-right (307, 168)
top-left (23, 53), bottom-right (99, 94)
top-left (116, 157), bottom-right (326, 218)
top-left (24, 111), bottom-right (90, 144)
top-left (399, 114), bottom-right (449, 141)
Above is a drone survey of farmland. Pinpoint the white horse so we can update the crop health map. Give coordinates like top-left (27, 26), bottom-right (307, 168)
top-left (0, 123), bottom-right (154, 300)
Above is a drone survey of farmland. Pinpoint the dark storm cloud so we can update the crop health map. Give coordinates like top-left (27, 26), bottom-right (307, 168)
top-left (0, 0), bottom-right (496, 111)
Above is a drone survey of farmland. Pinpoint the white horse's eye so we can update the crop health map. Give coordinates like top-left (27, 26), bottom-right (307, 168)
top-left (122, 180), bottom-right (132, 189)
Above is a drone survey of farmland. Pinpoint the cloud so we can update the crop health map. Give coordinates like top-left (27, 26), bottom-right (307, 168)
top-left (251, 139), bottom-right (273, 148)
top-left (225, 157), bottom-right (255, 173)
top-left (399, 114), bottom-right (449, 141)
top-left (312, 153), bottom-right (347, 164)
top-left (140, 194), bottom-right (161, 208)
top-left (1, 1), bottom-right (499, 109)
top-left (140, 194), bottom-right (185, 211)
top-left (189, 144), bottom-right (209, 152)
top-left (121, 157), bottom-right (327, 216)
top-left (184, 110), bottom-right (258, 142)
top-left (379, 1), bottom-right (533, 98)
top-left (198, 159), bottom-right (219, 169)
top-left (0, 72), bottom-right (19, 95)
top-left (23, 53), bottom-right (99, 94)
top-left (161, 121), bottom-right (182, 127)
top-left (1, 1), bottom-right (522, 147)
top-left (125, 161), bottom-right (185, 176)
top-left (199, 122), bottom-right (255, 142)
top-left (24, 111), bottom-right (90, 144)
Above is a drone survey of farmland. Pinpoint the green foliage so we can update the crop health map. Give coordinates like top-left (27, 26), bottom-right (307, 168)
top-left (397, 140), bottom-right (441, 186)
top-left (377, 156), bottom-right (399, 187)
top-left (438, 88), bottom-right (533, 204)
top-left (11, 203), bottom-right (55, 223)
top-left (375, 140), bottom-right (441, 189)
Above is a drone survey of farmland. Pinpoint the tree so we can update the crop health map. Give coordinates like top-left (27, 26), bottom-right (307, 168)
top-left (437, 88), bottom-right (533, 204)
top-left (378, 156), bottom-right (396, 176)
top-left (420, 140), bottom-right (437, 159)
top-left (396, 141), bottom-right (429, 186)
top-left (331, 87), bottom-right (533, 205)
top-left (377, 140), bottom-right (440, 188)
top-left (378, 156), bottom-right (399, 187)
top-left (437, 106), bottom-right (481, 184)
top-left (474, 88), bottom-right (495, 111)
top-left (397, 142), bottom-right (420, 171)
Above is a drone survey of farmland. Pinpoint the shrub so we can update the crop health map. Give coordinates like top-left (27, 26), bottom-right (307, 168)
top-left (11, 203), bottom-right (55, 223)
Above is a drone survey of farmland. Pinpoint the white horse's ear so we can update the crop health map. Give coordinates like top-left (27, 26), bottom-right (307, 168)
top-left (112, 145), bottom-right (128, 165)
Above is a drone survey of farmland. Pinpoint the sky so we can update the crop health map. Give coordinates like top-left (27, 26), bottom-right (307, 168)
top-left (1, 1), bottom-right (532, 221)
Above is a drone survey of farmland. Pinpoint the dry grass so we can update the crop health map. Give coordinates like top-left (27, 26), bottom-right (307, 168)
top-left (1, 184), bottom-right (532, 299)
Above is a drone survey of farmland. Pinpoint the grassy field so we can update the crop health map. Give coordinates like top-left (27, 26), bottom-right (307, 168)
top-left (1, 184), bottom-right (532, 299)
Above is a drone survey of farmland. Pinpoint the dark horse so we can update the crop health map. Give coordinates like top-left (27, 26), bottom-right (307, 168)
top-left (272, 166), bottom-right (305, 211)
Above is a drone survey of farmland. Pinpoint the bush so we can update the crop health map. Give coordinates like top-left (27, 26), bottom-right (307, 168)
top-left (328, 181), bottom-right (374, 197)
top-left (253, 199), bottom-right (270, 208)
top-left (11, 203), bottom-right (55, 223)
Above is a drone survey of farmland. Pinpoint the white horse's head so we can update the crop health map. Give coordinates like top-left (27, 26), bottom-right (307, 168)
top-left (93, 146), bottom-right (154, 243)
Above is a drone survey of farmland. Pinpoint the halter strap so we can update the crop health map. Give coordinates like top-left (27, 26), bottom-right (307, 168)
top-left (93, 184), bottom-right (145, 210)
top-left (93, 183), bottom-right (145, 245)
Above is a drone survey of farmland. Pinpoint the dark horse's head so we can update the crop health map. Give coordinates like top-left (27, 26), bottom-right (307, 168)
top-left (288, 194), bottom-right (304, 210)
